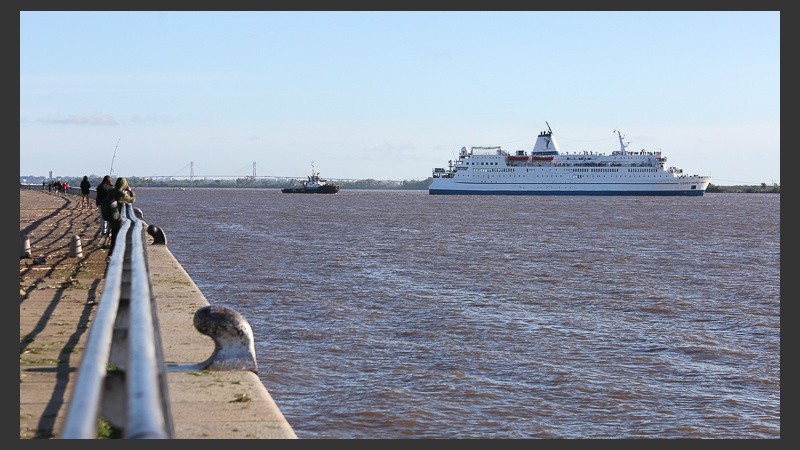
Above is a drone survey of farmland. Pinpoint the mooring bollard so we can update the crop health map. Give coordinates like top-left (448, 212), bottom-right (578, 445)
top-left (69, 235), bottom-right (83, 258)
top-left (20, 234), bottom-right (31, 258)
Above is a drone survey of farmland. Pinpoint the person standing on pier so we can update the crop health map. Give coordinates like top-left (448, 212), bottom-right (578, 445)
top-left (79, 176), bottom-right (91, 208)
top-left (95, 175), bottom-right (114, 236)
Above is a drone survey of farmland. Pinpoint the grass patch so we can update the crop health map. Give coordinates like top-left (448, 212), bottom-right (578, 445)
top-left (188, 370), bottom-right (213, 377)
top-left (232, 393), bottom-right (251, 403)
top-left (97, 417), bottom-right (123, 439)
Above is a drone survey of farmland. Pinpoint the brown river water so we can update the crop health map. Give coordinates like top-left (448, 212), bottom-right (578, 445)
top-left (133, 188), bottom-right (780, 439)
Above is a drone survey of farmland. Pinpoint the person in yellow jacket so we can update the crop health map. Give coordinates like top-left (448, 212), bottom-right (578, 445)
top-left (107, 177), bottom-right (136, 257)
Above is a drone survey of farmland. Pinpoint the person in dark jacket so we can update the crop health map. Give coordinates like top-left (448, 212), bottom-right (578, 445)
top-left (95, 175), bottom-right (114, 236)
top-left (79, 176), bottom-right (91, 208)
top-left (107, 177), bottom-right (136, 257)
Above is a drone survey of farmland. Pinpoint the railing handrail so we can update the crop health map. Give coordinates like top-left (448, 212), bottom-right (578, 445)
top-left (61, 203), bottom-right (173, 439)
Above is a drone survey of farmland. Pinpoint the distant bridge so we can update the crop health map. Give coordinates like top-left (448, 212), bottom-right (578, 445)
top-left (137, 161), bottom-right (365, 182)
top-left (138, 174), bottom-right (364, 183)
top-left (137, 161), bottom-right (422, 183)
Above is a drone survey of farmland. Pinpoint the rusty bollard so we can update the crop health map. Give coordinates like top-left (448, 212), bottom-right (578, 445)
top-left (193, 305), bottom-right (257, 373)
top-left (146, 225), bottom-right (167, 245)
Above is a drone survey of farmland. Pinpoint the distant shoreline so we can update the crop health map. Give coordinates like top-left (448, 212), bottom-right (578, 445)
top-left (21, 178), bottom-right (779, 194)
top-left (704, 184), bottom-right (780, 194)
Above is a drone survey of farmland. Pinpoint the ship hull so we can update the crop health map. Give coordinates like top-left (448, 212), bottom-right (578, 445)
top-left (429, 178), bottom-right (710, 196)
top-left (429, 188), bottom-right (706, 196)
top-left (281, 185), bottom-right (340, 194)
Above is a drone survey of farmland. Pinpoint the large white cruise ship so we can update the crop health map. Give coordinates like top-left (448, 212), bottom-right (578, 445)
top-left (429, 124), bottom-right (712, 196)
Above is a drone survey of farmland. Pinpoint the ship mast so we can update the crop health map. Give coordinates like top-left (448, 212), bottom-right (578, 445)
top-left (614, 130), bottom-right (629, 155)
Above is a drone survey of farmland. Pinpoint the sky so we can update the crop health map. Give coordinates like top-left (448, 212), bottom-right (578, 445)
top-left (20, 11), bottom-right (780, 185)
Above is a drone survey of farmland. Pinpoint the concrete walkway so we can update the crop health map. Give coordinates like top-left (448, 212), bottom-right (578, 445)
top-left (19, 188), bottom-right (297, 439)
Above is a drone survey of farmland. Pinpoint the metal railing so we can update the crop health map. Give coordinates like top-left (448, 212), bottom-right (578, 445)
top-left (61, 203), bottom-right (174, 439)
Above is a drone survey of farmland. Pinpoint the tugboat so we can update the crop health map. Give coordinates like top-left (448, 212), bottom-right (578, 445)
top-left (281, 161), bottom-right (340, 194)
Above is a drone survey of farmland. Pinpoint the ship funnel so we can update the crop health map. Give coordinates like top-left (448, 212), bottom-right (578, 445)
top-left (531, 129), bottom-right (561, 154)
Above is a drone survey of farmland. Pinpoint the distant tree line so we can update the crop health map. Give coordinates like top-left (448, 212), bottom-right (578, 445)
top-left (705, 183), bottom-right (780, 194)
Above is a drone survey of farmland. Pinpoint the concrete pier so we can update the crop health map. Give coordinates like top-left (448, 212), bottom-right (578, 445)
top-left (19, 189), bottom-right (297, 439)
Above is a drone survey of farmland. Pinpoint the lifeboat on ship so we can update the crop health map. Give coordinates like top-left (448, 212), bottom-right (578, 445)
top-left (531, 155), bottom-right (554, 162)
top-left (507, 150), bottom-right (529, 163)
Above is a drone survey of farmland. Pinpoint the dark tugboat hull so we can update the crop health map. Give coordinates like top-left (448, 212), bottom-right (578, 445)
top-left (281, 185), bottom-right (340, 194)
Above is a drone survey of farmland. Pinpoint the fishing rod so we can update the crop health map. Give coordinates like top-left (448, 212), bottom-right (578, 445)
top-left (109, 138), bottom-right (120, 176)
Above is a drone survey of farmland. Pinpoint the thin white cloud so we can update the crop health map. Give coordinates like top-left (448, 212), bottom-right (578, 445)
top-left (37, 113), bottom-right (119, 126)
